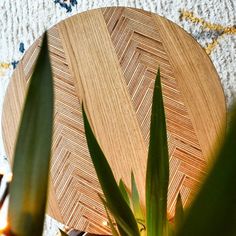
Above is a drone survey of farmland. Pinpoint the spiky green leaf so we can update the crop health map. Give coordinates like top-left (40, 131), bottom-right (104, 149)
top-left (131, 171), bottom-right (145, 223)
top-left (99, 195), bottom-right (129, 236)
top-left (146, 68), bottom-right (169, 236)
top-left (82, 105), bottom-right (140, 236)
top-left (119, 180), bottom-right (131, 207)
top-left (100, 197), bottom-right (120, 236)
top-left (8, 34), bottom-right (54, 236)
top-left (177, 104), bottom-right (236, 236)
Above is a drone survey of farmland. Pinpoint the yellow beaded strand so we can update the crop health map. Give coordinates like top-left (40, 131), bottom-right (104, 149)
top-left (180, 10), bottom-right (236, 54)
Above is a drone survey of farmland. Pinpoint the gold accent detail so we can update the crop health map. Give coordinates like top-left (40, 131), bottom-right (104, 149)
top-left (0, 63), bottom-right (10, 69)
top-left (180, 10), bottom-right (236, 54)
top-left (205, 38), bottom-right (219, 55)
top-left (0, 63), bottom-right (11, 77)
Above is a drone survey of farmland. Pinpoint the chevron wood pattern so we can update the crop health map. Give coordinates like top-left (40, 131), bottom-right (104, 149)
top-left (2, 7), bottom-right (226, 234)
top-left (100, 7), bottom-right (225, 213)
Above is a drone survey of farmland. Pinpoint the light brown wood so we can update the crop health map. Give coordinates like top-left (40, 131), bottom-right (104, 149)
top-left (58, 9), bottom-right (147, 203)
top-left (151, 15), bottom-right (226, 161)
top-left (1, 7), bottom-right (226, 234)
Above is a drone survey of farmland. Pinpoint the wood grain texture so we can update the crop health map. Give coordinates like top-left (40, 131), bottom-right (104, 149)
top-left (151, 15), bottom-right (226, 161)
top-left (1, 7), bottom-right (226, 234)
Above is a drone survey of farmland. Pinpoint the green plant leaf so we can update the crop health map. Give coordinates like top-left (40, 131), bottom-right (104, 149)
top-left (119, 180), bottom-right (131, 207)
top-left (82, 105), bottom-right (140, 236)
top-left (59, 229), bottom-right (69, 236)
top-left (102, 184), bottom-right (130, 236)
top-left (131, 171), bottom-right (145, 223)
top-left (8, 33), bottom-right (54, 236)
top-left (117, 224), bottom-right (129, 236)
top-left (100, 196), bottom-right (120, 236)
top-left (105, 210), bottom-right (120, 236)
top-left (146, 68), bottom-right (169, 236)
top-left (177, 103), bottom-right (236, 236)
top-left (174, 193), bottom-right (184, 232)
top-left (99, 194), bottom-right (129, 236)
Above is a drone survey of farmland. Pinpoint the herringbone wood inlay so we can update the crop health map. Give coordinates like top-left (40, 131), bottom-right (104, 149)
top-left (2, 7), bottom-right (226, 234)
top-left (101, 7), bottom-right (206, 213)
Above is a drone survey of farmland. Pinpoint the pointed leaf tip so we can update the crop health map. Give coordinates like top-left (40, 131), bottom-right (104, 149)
top-left (131, 172), bottom-right (144, 224)
top-left (119, 180), bottom-right (131, 207)
top-left (146, 68), bottom-right (169, 236)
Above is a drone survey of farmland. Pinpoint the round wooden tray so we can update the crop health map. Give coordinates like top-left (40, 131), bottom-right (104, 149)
top-left (2, 7), bottom-right (226, 234)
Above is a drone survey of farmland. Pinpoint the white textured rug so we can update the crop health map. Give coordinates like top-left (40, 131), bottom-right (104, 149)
top-left (0, 0), bottom-right (235, 235)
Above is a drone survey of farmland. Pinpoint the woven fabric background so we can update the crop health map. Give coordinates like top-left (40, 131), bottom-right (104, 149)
top-left (0, 0), bottom-right (235, 235)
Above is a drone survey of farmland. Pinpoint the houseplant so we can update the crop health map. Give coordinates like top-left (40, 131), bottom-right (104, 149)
top-left (1, 33), bottom-right (236, 236)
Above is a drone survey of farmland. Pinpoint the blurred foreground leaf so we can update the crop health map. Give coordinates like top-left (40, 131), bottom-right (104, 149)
top-left (177, 104), bottom-right (236, 236)
top-left (8, 34), bottom-right (54, 236)
top-left (146, 68), bottom-right (169, 236)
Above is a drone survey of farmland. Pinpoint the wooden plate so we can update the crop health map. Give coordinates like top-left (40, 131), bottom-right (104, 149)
top-left (2, 7), bottom-right (226, 234)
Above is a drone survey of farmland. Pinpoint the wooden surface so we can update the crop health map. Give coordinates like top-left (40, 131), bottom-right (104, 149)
top-left (2, 7), bottom-right (226, 234)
